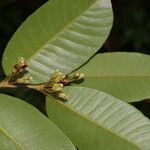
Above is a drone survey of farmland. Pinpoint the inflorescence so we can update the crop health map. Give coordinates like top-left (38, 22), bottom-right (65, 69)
top-left (1, 57), bottom-right (84, 100)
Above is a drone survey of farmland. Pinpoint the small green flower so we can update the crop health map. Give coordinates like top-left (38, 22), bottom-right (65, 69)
top-left (51, 69), bottom-right (65, 83)
top-left (74, 73), bottom-right (84, 80)
top-left (12, 57), bottom-right (27, 74)
top-left (51, 83), bottom-right (63, 92)
top-left (16, 76), bottom-right (32, 84)
top-left (58, 93), bottom-right (69, 99)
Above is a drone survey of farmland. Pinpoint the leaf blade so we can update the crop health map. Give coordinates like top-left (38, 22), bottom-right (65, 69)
top-left (73, 52), bottom-right (150, 102)
top-left (0, 94), bottom-right (75, 150)
top-left (3, 0), bottom-right (113, 83)
top-left (46, 86), bottom-right (150, 150)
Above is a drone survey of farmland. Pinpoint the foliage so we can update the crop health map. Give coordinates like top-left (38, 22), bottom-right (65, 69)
top-left (0, 0), bottom-right (150, 149)
top-left (47, 86), bottom-right (150, 150)
top-left (0, 94), bottom-right (75, 150)
top-left (73, 52), bottom-right (150, 102)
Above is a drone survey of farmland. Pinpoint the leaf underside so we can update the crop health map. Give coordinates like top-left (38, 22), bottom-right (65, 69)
top-left (0, 94), bottom-right (75, 150)
top-left (46, 86), bottom-right (150, 150)
top-left (72, 52), bottom-right (150, 102)
top-left (3, 0), bottom-right (113, 83)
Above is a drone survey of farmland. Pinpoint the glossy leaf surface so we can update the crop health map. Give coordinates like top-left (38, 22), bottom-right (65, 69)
top-left (0, 94), bottom-right (75, 150)
top-left (3, 0), bottom-right (113, 83)
top-left (46, 86), bottom-right (150, 150)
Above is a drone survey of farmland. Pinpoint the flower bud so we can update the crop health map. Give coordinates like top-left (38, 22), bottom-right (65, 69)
top-left (16, 76), bottom-right (32, 84)
top-left (78, 73), bottom-right (84, 79)
top-left (58, 93), bottom-right (69, 99)
top-left (13, 57), bottom-right (27, 74)
top-left (51, 69), bottom-right (65, 83)
top-left (74, 73), bottom-right (84, 80)
top-left (75, 73), bottom-right (79, 77)
top-left (52, 83), bottom-right (63, 92)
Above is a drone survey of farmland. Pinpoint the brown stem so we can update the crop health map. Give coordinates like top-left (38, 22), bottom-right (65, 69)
top-left (0, 81), bottom-right (45, 92)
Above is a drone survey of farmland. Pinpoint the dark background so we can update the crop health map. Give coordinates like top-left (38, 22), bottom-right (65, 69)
top-left (0, 0), bottom-right (149, 117)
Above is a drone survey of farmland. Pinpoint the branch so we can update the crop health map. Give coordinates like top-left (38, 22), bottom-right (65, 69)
top-left (0, 58), bottom-right (84, 99)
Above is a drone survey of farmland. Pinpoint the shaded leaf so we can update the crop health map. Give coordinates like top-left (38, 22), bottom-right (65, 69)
top-left (3, 0), bottom-right (113, 83)
top-left (73, 52), bottom-right (150, 102)
top-left (46, 86), bottom-right (150, 150)
top-left (0, 94), bottom-right (75, 150)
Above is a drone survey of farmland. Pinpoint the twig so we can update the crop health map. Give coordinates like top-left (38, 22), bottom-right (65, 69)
top-left (0, 58), bottom-right (84, 100)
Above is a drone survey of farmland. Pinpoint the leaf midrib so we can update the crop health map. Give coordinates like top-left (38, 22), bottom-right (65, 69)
top-left (27, 0), bottom-right (98, 63)
top-left (48, 97), bottom-right (140, 149)
top-left (0, 127), bottom-right (23, 150)
top-left (85, 75), bottom-right (150, 79)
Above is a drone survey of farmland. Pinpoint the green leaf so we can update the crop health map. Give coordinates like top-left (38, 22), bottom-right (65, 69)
top-left (46, 86), bottom-right (150, 150)
top-left (73, 52), bottom-right (150, 102)
top-left (3, 0), bottom-right (113, 83)
top-left (0, 94), bottom-right (75, 150)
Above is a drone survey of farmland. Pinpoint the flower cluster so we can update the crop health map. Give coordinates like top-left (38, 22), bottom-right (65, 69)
top-left (44, 69), bottom-right (84, 99)
top-left (12, 57), bottom-right (27, 75)
top-left (4, 57), bottom-right (84, 100)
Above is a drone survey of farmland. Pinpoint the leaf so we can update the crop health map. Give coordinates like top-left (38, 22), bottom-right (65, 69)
top-left (72, 52), bottom-right (150, 102)
top-left (3, 0), bottom-right (113, 83)
top-left (0, 94), bottom-right (75, 150)
top-left (46, 86), bottom-right (150, 150)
